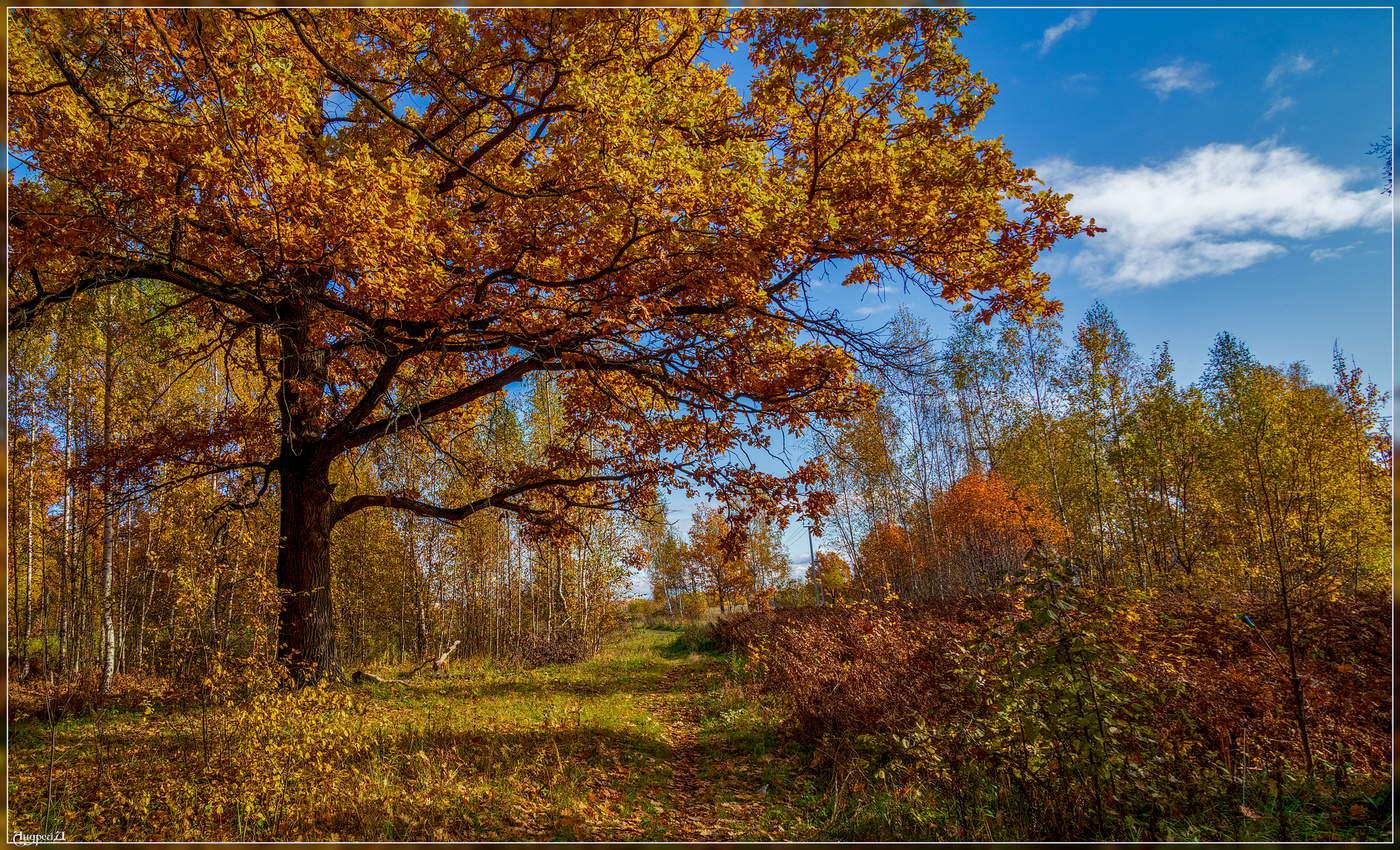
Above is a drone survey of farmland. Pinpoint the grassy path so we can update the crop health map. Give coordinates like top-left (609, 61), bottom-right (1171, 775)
top-left (11, 623), bottom-right (1393, 841)
top-left (7, 625), bottom-right (826, 841)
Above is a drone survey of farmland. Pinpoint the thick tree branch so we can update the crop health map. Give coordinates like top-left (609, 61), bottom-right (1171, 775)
top-left (330, 469), bottom-right (651, 527)
top-left (322, 347), bottom-right (417, 442)
top-left (331, 353), bottom-right (551, 453)
top-left (45, 45), bottom-right (112, 127)
top-left (8, 262), bottom-right (272, 332)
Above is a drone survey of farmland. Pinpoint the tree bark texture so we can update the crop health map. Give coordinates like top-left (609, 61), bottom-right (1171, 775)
top-left (275, 458), bottom-right (339, 681)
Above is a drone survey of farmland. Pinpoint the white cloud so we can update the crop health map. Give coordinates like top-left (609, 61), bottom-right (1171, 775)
top-left (1310, 242), bottom-right (1359, 262)
top-left (1037, 143), bottom-right (1390, 289)
top-left (1038, 10), bottom-right (1096, 56)
top-left (1265, 52), bottom-right (1315, 88)
top-left (1064, 72), bottom-right (1099, 93)
top-left (1261, 52), bottom-right (1314, 121)
top-left (1263, 95), bottom-right (1295, 120)
top-left (1138, 59), bottom-right (1214, 99)
top-left (852, 302), bottom-right (894, 319)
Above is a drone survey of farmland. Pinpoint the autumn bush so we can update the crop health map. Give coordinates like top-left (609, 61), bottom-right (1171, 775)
top-left (8, 671), bottom-right (174, 723)
top-left (508, 630), bottom-right (595, 667)
top-left (927, 472), bottom-right (1067, 593)
top-left (716, 595), bottom-right (992, 735)
top-left (9, 657), bottom-right (380, 840)
top-left (716, 554), bottom-right (1392, 838)
top-left (8, 645), bottom-right (280, 723)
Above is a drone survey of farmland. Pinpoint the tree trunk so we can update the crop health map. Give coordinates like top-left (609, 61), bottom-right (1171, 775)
top-left (432, 639), bottom-right (460, 673)
top-left (12, 489), bottom-right (20, 671)
top-left (407, 523), bottom-right (427, 658)
top-left (395, 517), bottom-right (406, 663)
top-left (135, 523), bottom-right (153, 672)
top-left (271, 295), bottom-right (341, 683)
top-left (1249, 431), bottom-right (1315, 780)
top-left (38, 514), bottom-right (48, 676)
top-left (118, 509), bottom-right (131, 672)
top-left (23, 458), bottom-right (35, 678)
top-left (99, 293), bottom-right (117, 693)
top-left (275, 458), bottom-right (340, 682)
top-left (59, 375), bottom-right (74, 675)
top-left (415, 572), bottom-right (428, 659)
top-left (1281, 584), bottom-right (1315, 778)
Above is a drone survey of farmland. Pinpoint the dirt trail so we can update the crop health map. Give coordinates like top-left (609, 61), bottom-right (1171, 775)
top-left (641, 652), bottom-right (793, 841)
top-left (647, 663), bottom-right (722, 837)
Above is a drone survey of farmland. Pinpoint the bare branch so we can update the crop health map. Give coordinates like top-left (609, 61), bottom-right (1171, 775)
top-left (330, 469), bottom-right (653, 526)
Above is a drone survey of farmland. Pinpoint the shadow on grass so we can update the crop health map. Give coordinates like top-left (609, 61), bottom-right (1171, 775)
top-left (414, 633), bottom-right (714, 700)
top-left (357, 720), bottom-right (679, 779)
top-left (458, 670), bottom-right (680, 701)
top-left (654, 627), bottom-right (720, 660)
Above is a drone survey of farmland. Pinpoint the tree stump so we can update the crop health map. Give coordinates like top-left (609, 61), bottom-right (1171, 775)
top-left (432, 640), bottom-right (461, 674)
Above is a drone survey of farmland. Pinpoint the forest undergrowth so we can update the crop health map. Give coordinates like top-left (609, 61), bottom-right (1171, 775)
top-left (716, 562), bottom-right (1392, 841)
top-left (9, 625), bottom-right (820, 841)
top-left (9, 599), bottom-right (1391, 842)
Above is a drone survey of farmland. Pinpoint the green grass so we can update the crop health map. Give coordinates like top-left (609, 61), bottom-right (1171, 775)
top-left (6, 624), bottom-right (1391, 842)
top-left (658, 623), bottom-right (718, 657)
top-left (6, 626), bottom-right (815, 840)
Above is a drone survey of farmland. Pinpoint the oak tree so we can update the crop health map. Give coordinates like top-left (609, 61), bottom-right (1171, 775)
top-left (9, 8), bottom-right (1090, 678)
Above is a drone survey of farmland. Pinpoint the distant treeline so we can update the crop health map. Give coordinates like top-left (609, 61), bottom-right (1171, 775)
top-left (814, 303), bottom-right (1390, 602)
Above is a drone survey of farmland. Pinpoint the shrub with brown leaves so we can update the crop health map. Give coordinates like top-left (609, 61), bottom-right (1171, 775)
top-left (507, 631), bottom-right (593, 667)
top-left (718, 588), bottom-right (1391, 791)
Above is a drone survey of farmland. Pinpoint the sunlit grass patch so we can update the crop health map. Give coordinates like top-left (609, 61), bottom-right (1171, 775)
top-left (6, 626), bottom-right (703, 841)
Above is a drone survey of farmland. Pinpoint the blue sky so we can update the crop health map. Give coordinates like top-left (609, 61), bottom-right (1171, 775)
top-left (957, 7), bottom-right (1391, 383)
top-left (647, 6), bottom-right (1393, 591)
